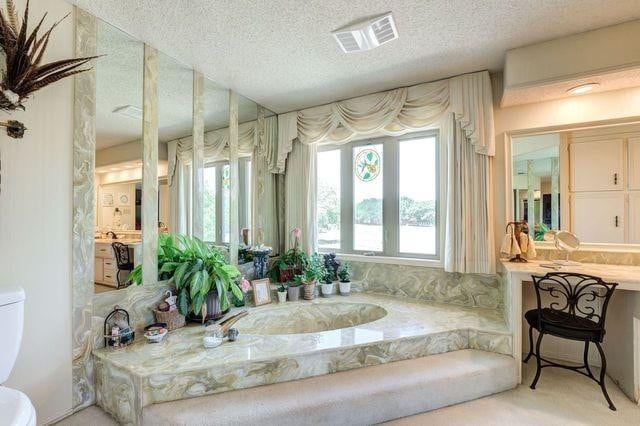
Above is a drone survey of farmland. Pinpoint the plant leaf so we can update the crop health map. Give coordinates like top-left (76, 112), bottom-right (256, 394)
top-left (177, 288), bottom-right (190, 316)
top-left (173, 261), bottom-right (190, 290)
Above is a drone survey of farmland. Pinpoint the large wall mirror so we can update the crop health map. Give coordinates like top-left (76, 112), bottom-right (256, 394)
top-left (509, 121), bottom-right (640, 246)
top-left (94, 20), bottom-right (144, 294)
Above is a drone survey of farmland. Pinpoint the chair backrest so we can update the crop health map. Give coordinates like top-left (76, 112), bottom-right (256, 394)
top-left (531, 272), bottom-right (617, 329)
top-left (111, 242), bottom-right (131, 267)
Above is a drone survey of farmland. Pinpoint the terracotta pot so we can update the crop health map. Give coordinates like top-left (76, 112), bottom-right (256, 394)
top-left (287, 285), bottom-right (301, 301)
top-left (302, 281), bottom-right (317, 300)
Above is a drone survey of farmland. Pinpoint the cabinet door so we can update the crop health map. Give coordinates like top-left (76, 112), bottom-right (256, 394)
top-left (570, 139), bottom-right (624, 191)
top-left (570, 192), bottom-right (625, 243)
top-left (94, 258), bottom-right (103, 282)
top-left (629, 138), bottom-right (640, 190)
top-left (630, 192), bottom-right (640, 244)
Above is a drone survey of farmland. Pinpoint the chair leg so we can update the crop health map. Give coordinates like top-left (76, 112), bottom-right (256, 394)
top-left (595, 342), bottom-right (616, 411)
top-left (115, 269), bottom-right (122, 289)
top-left (523, 325), bottom-right (534, 363)
top-left (530, 331), bottom-right (544, 389)
top-left (583, 341), bottom-right (594, 379)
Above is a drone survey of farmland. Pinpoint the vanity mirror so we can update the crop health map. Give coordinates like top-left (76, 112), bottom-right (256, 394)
top-left (509, 121), bottom-right (640, 247)
top-left (93, 20), bottom-right (144, 293)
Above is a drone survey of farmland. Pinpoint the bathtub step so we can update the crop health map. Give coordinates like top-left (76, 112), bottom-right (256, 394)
top-left (142, 349), bottom-right (517, 425)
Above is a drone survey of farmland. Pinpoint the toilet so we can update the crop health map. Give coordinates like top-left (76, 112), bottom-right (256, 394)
top-left (0, 287), bottom-right (36, 426)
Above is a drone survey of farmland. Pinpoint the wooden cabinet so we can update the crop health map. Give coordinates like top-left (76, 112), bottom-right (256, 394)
top-left (629, 137), bottom-right (640, 190)
top-left (95, 243), bottom-right (119, 287)
top-left (630, 192), bottom-right (640, 244)
top-left (570, 192), bottom-right (625, 243)
top-left (569, 138), bottom-right (624, 192)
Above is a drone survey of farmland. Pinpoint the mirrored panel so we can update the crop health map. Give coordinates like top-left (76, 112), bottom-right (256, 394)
top-left (511, 122), bottom-right (640, 245)
top-left (158, 52), bottom-right (193, 238)
top-left (237, 94), bottom-right (258, 249)
top-left (94, 20), bottom-right (144, 293)
top-left (202, 79), bottom-right (230, 245)
top-left (511, 133), bottom-right (561, 241)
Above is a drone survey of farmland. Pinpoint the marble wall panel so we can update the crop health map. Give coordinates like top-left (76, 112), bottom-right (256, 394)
top-left (348, 261), bottom-right (503, 309)
top-left (535, 248), bottom-right (640, 266)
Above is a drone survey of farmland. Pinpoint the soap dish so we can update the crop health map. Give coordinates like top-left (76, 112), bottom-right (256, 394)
top-left (144, 323), bottom-right (168, 343)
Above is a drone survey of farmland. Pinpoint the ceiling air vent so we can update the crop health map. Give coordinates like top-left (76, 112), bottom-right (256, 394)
top-left (333, 13), bottom-right (398, 53)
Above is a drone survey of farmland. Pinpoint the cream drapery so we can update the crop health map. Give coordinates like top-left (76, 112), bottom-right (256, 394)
top-left (278, 71), bottom-right (495, 274)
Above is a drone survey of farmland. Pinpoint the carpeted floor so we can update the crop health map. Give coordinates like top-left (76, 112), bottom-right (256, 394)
top-left (57, 361), bottom-right (639, 425)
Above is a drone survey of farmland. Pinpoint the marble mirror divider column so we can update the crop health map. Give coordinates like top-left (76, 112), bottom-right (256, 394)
top-left (70, 6), bottom-right (241, 410)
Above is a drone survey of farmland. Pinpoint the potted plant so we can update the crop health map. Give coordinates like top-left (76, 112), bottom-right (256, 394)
top-left (321, 270), bottom-right (334, 297)
top-left (268, 228), bottom-right (308, 282)
top-left (287, 281), bottom-right (301, 302)
top-left (277, 284), bottom-right (287, 303)
top-left (338, 263), bottom-right (351, 296)
top-left (296, 253), bottom-right (327, 300)
top-left (129, 234), bottom-right (242, 321)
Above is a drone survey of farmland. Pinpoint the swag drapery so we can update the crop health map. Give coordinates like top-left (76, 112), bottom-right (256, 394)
top-left (166, 116), bottom-right (281, 250)
top-left (278, 71), bottom-right (495, 274)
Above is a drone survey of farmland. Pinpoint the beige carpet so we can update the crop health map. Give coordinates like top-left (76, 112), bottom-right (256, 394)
top-left (58, 361), bottom-right (639, 425)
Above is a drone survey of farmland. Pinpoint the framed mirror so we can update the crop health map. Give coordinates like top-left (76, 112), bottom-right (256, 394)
top-left (509, 121), bottom-right (640, 247)
top-left (93, 20), bottom-right (144, 293)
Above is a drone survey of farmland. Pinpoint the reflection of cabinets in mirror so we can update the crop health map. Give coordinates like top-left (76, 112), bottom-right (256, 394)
top-left (95, 243), bottom-right (120, 287)
top-left (568, 126), bottom-right (640, 243)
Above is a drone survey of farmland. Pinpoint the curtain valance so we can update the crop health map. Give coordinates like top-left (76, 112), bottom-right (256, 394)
top-left (275, 71), bottom-right (494, 173)
top-left (167, 115), bottom-right (279, 185)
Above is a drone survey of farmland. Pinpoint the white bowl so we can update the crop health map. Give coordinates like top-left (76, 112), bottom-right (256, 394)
top-left (144, 328), bottom-right (167, 343)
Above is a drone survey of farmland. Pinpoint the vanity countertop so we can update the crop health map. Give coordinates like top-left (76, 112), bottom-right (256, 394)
top-left (500, 259), bottom-right (640, 291)
top-left (95, 238), bottom-right (142, 245)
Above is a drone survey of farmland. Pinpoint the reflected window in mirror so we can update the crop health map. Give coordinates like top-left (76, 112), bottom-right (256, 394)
top-left (512, 133), bottom-right (561, 241)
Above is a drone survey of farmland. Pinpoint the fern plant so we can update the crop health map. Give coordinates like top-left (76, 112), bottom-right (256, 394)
top-left (128, 234), bottom-right (241, 317)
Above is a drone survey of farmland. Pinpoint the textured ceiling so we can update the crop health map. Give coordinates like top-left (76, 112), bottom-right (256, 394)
top-left (71, 0), bottom-right (640, 113)
top-left (96, 20), bottom-right (258, 150)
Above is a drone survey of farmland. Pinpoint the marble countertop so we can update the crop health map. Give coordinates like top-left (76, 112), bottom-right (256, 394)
top-left (93, 293), bottom-right (509, 377)
top-left (95, 238), bottom-right (142, 245)
top-left (500, 260), bottom-right (640, 291)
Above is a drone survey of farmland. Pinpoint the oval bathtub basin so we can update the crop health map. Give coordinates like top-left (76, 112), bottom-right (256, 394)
top-left (234, 303), bottom-right (387, 335)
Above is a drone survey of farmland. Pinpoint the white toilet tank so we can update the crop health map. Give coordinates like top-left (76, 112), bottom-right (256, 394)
top-left (0, 287), bottom-right (25, 384)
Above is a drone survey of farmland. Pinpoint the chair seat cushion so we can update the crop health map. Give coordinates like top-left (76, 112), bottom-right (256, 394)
top-left (525, 308), bottom-right (604, 342)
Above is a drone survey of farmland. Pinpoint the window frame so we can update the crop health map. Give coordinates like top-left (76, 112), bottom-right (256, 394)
top-left (203, 156), bottom-right (252, 245)
top-left (317, 129), bottom-right (441, 261)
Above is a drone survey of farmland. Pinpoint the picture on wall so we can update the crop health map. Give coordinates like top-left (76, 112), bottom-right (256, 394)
top-left (101, 193), bottom-right (114, 207)
top-left (118, 192), bottom-right (131, 206)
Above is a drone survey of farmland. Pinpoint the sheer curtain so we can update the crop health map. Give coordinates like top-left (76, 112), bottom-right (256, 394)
top-left (278, 71), bottom-right (495, 274)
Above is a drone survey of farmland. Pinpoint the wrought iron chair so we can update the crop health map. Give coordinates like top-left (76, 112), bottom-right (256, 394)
top-left (524, 272), bottom-right (618, 410)
top-left (111, 242), bottom-right (134, 289)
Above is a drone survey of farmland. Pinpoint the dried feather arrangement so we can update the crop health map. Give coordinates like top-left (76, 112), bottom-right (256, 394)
top-left (0, 0), bottom-right (98, 113)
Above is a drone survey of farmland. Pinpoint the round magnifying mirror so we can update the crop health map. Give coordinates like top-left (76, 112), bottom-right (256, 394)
top-left (553, 231), bottom-right (581, 266)
top-left (543, 230), bottom-right (558, 242)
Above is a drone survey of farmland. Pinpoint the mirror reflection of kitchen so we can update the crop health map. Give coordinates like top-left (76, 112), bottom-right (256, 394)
top-left (511, 133), bottom-right (561, 241)
top-left (93, 20), bottom-right (144, 293)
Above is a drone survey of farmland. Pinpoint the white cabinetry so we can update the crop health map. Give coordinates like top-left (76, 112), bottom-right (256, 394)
top-left (570, 138), bottom-right (624, 191)
top-left (629, 137), bottom-right (640, 190)
top-left (95, 242), bottom-right (118, 287)
top-left (570, 192), bottom-right (625, 243)
top-left (630, 192), bottom-right (640, 244)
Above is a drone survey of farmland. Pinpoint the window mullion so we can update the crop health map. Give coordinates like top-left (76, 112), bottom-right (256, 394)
top-left (383, 138), bottom-right (399, 256)
top-left (341, 145), bottom-right (354, 253)
top-left (215, 164), bottom-right (223, 244)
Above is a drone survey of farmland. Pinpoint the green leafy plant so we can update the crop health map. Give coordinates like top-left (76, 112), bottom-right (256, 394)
top-left (128, 234), bottom-right (241, 316)
top-left (295, 253), bottom-right (327, 285)
top-left (268, 247), bottom-right (309, 282)
top-left (338, 263), bottom-right (351, 282)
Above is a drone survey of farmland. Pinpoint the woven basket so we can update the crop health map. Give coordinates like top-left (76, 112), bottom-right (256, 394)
top-left (154, 309), bottom-right (186, 331)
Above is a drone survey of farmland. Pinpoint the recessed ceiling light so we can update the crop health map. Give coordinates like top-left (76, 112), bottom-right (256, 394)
top-left (112, 105), bottom-right (143, 120)
top-left (567, 83), bottom-right (599, 95)
top-left (333, 13), bottom-right (398, 53)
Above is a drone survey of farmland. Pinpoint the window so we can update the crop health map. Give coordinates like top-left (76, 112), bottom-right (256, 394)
top-left (203, 157), bottom-right (252, 244)
top-left (316, 131), bottom-right (439, 259)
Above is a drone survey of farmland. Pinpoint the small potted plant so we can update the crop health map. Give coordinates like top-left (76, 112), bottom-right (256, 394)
top-left (287, 281), bottom-right (301, 302)
top-left (338, 263), bottom-right (351, 296)
top-left (321, 270), bottom-right (334, 297)
top-left (277, 283), bottom-right (287, 303)
top-left (297, 253), bottom-right (327, 300)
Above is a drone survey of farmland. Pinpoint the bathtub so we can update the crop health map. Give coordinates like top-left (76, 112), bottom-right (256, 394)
top-left (234, 302), bottom-right (388, 335)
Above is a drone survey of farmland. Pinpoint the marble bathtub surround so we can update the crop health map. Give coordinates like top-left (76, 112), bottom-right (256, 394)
top-left (93, 293), bottom-right (510, 424)
top-left (348, 260), bottom-right (503, 310)
top-left (72, 8), bottom-right (97, 410)
top-left (535, 247), bottom-right (640, 266)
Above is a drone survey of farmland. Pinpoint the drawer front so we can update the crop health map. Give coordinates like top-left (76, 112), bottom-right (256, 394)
top-left (102, 259), bottom-right (117, 272)
top-left (102, 270), bottom-right (117, 285)
top-left (94, 259), bottom-right (104, 282)
top-left (96, 243), bottom-right (115, 259)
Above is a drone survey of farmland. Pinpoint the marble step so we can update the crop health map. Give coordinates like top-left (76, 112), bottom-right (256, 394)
top-left (143, 349), bottom-right (518, 426)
